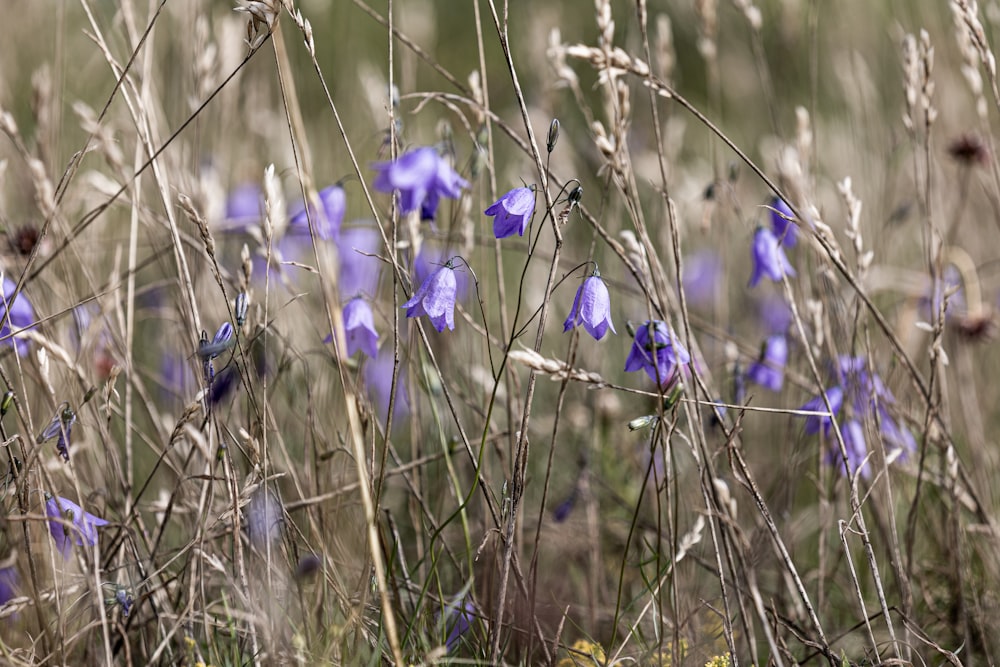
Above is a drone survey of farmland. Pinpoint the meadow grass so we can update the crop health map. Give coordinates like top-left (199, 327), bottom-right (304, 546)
top-left (0, 0), bottom-right (997, 665)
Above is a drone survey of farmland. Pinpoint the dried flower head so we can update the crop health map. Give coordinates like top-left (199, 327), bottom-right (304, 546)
top-left (947, 132), bottom-right (989, 167)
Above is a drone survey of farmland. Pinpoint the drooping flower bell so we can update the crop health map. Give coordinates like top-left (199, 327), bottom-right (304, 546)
top-left (343, 297), bottom-right (379, 358)
top-left (372, 147), bottom-right (468, 217)
top-left (289, 184), bottom-right (345, 241)
top-left (0, 277), bottom-right (35, 357)
top-left (37, 402), bottom-right (77, 462)
top-left (45, 494), bottom-right (109, 559)
top-left (563, 270), bottom-right (616, 340)
top-left (624, 321), bottom-right (691, 387)
top-left (403, 262), bottom-right (458, 332)
top-left (749, 227), bottom-right (796, 287)
top-left (769, 197), bottom-right (798, 247)
top-left (485, 186), bottom-right (535, 238)
top-left (746, 335), bottom-right (787, 392)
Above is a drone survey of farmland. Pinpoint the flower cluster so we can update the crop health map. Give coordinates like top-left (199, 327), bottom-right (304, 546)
top-left (798, 356), bottom-right (916, 478)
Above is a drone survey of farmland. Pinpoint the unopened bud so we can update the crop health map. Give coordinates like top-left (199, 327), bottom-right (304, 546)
top-left (547, 118), bottom-right (560, 153)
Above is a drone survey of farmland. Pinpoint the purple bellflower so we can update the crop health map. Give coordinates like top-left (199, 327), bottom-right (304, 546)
top-left (825, 419), bottom-right (871, 479)
top-left (0, 277), bottom-right (34, 357)
top-left (366, 344), bottom-right (409, 425)
top-left (800, 386), bottom-right (844, 436)
top-left (199, 322), bottom-right (235, 386)
top-left (563, 271), bottom-right (616, 340)
top-left (343, 297), bottom-right (379, 358)
top-left (224, 183), bottom-right (263, 230)
top-left (746, 335), bottom-right (787, 392)
top-left (681, 249), bottom-right (721, 306)
top-left (46, 495), bottom-right (109, 559)
top-left (403, 262), bottom-right (458, 332)
top-left (338, 224), bottom-right (383, 299)
top-left (749, 227), bottom-right (796, 287)
top-left (416, 246), bottom-right (468, 302)
top-left (769, 197), bottom-right (798, 247)
top-left (289, 185), bottom-right (345, 241)
top-left (37, 403), bottom-right (76, 462)
top-left (485, 186), bottom-right (535, 238)
top-left (0, 566), bottom-right (17, 608)
top-left (757, 294), bottom-right (793, 334)
top-left (624, 321), bottom-right (691, 387)
top-left (443, 597), bottom-right (477, 653)
top-left (372, 147), bottom-right (468, 216)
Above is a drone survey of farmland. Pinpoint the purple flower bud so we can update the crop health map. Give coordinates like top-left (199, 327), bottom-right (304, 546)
top-left (769, 197), bottom-right (798, 247)
top-left (624, 321), bottom-right (691, 387)
top-left (563, 273), bottom-right (616, 340)
top-left (115, 587), bottom-right (134, 617)
top-left (199, 322), bottom-right (235, 360)
top-left (343, 297), bottom-right (379, 358)
top-left (746, 335), bottom-right (787, 392)
top-left (37, 403), bottom-right (76, 462)
top-left (0, 277), bottom-right (34, 357)
top-left (372, 147), bottom-right (469, 216)
top-left (45, 495), bottom-right (109, 559)
top-left (485, 187), bottom-right (535, 238)
top-left (403, 264), bottom-right (458, 332)
top-left (749, 227), bottom-right (796, 287)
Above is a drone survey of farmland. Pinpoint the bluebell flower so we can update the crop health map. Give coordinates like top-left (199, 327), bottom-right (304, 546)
top-left (115, 587), bottom-right (134, 618)
top-left (343, 297), bottom-right (379, 358)
top-left (624, 321), bottom-right (691, 387)
top-left (825, 419), bottom-right (871, 479)
top-left (563, 272), bottom-right (616, 340)
top-left (0, 566), bottom-right (17, 608)
top-left (485, 186), bottom-right (535, 238)
top-left (415, 246), bottom-right (468, 302)
top-left (365, 345), bottom-right (409, 425)
top-left (746, 335), bottom-right (787, 392)
top-left (749, 227), bottom-right (796, 287)
top-left (769, 197), bottom-right (798, 247)
top-left (46, 495), bottom-right (109, 559)
top-left (223, 182), bottom-right (263, 230)
top-left (756, 294), bottom-right (793, 334)
top-left (37, 403), bottom-right (76, 462)
top-left (289, 185), bottom-right (345, 241)
top-left (681, 249), bottom-right (721, 306)
top-left (442, 597), bottom-right (476, 653)
top-left (0, 277), bottom-right (34, 357)
top-left (372, 147), bottom-right (468, 216)
top-left (200, 322), bottom-right (235, 386)
top-left (799, 386), bottom-right (843, 436)
top-left (338, 224), bottom-right (383, 299)
top-left (403, 263), bottom-right (458, 332)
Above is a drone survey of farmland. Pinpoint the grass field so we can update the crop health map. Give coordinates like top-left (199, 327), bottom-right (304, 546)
top-left (0, 0), bottom-right (997, 664)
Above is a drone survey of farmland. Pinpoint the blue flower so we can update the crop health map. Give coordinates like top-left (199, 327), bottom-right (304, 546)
top-left (45, 495), bottom-right (109, 559)
top-left (289, 185), bottom-right (345, 241)
top-left (372, 147), bottom-right (468, 216)
top-left (0, 566), bottom-right (17, 608)
top-left (799, 386), bottom-right (843, 436)
top-left (485, 186), bottom-right (535, 238)
top-left (0, 277), bottom-right (34, 357)
top-left (563, 273), bottom-right (616, 340)
top-left (749, 227), bottom-right (796, 287)
top-left (624, 321), bottom-right (691, 386)
top-left (746, 335), bottom-right (787, 392)
top-left (338, 224), bottom-right (383, 299)
top-left (681, 249), bottom-right (721, 306)
top-left (37, 403), bottom-right (76, 462)
top-left (343, 297), bottom-right (379, 358)
top-left (223, 182), bottom-right (263, 230)
top-left (442, 597), bottom-right (476, 653)
top-left (403, 263), bottom-right (458, 332)
top-left (825, 419), bottom-right (870, 478)
top-left (365, 344), bottom-right (409, 425)
top-left (415, 246), bottom-right (469, 302)
top-left (769, 197), bottom-right (798, 247)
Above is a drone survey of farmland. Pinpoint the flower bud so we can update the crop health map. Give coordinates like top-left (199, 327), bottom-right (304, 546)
top-left (547, 118), bottom-right (560, 153)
